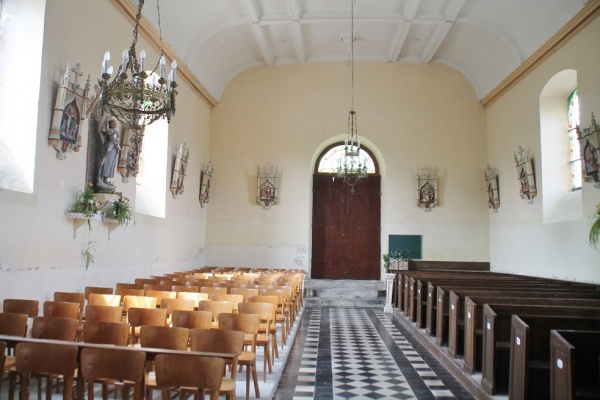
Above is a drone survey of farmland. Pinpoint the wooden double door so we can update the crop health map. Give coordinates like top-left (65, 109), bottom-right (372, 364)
top-left (311, 174), bottom-right (381, 280)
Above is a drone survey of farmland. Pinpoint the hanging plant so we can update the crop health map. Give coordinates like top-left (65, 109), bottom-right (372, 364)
top-left (589, 203), bottom-right (600, 250)
top-left (82, 241), bottom-right (96, 270)
top-left (104, 192), bottom-right (135, 227)
top-left (66, 182), bottom-right (100, 229)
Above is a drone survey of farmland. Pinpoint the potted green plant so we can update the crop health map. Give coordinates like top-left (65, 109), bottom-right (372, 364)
top-left (382, 250), bottom-right (409, 271)
top-left (103, 192), bottom-right (135, 227)
top-left (66, 182), bottom-right (101, 227)
top-left (589, 203), bottom-right (600, 250)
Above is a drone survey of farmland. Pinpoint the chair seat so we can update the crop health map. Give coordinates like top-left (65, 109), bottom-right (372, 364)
top-left (220, 377), bottom-right (236, 393)
top-left (238, 352), bottom-right (255, 363)
top-left (4, 356), bottom-right (16, 371)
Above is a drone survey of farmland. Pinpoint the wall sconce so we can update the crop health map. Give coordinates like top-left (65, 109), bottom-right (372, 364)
top-left (416, 166), bottom-right (438, 212)
top-left (484, 164), bottom-right (500, 212)
top-left (576, 112), bottom-right (600, 189)
top-left (199, 161), bottom-right (214, 208)
top-left (257, 164), bottom-right (279, 209)
top-left (514, 146), bottom-right (537, 203)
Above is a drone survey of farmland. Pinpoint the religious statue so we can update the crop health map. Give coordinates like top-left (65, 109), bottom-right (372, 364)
top-left (96, 113), bottom-right (121, 191)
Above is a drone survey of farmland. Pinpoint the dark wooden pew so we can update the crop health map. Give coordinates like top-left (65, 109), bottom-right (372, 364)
top-left (451, 293), bottom-right (600, 365)
top-left (510, 317), bottom-right (600, 399)
top-left (429, 282), bottom-right (598, 343)
top-left (550, 330), bottom-right (600, 400)
top-left (480, 304), bottom-right (600, 396)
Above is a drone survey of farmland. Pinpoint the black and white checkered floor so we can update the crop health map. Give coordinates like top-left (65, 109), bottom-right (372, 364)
top-left (274, 307), bottom-right (474, 400)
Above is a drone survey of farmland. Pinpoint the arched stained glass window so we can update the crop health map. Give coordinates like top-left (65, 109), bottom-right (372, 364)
top-left (568, 89), bottom-right (582, 190)
top-left (317, 144), bottom-right (377, 174)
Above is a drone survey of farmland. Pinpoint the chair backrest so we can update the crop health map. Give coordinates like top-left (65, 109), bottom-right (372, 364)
top-left (238, 302), bottom-right (274, 326)
top-left (82, 321), bottom-right (129, 346)
top-left (172, 285), bottom-right (199, 293)
top-left (143, 284), bottom-right (171, 292)
top-left (176, 292), bottom-right (209, 303)
top-left (127, 307), bottom-right (167, 328)
top-left (43, 300), bottom-right (80, 320)
top-left (3, 299), bottom-right (39, 317)
top-left (15, 342), bottom-right (78, 398)
top-left (84, 304), bottom-right (123, 323)
top-left (210, 294), bottom-right (244, 312)
top-left (139, 325), bottom-right (189, 350)
top-left (145, 290), bottom-right (177, 304)
top-left (80, 347), bottom-right (146, 400)
top-left (134, 278), bottom-right (158, 286)
top-left (230, 287), bottom-right (259, 302)
top-left (115, 282), bottom-right (142, 291)
top-left (171, 310), bottom-right (213, 330)
top-left (123, 295), bottom-right (158, 312)
top-left (198, 300), bottom-right (234, 323)
top-left (160, 298), bottom-right (195, 315)
top-left (218, 313), bottom-right (259, 352)
top-left (0, 312), bottom-right (28, 336)
top-left (154, 354), bottom-right (225, 400)
top-left (200, 286), bottom-right (228, 296)
top-left (31, 316), bottom-right (79, 341)
top-left (84, 286), bottom-right (113, 300)
top-left (115, 288), bottom-right (145, 300)
top-left (189, 329), bottom-right (244, 378)
top-left (88, 293), bottom-right (121, 307)
top-left (53, 292), bottom-right (85, 322)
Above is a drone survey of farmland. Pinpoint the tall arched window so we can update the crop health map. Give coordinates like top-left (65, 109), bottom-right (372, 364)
top-left (567, 89), bottom-right (582, 191)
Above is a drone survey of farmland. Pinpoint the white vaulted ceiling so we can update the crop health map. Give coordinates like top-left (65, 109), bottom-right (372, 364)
top-left (136, 0), bottom-right (590, 103)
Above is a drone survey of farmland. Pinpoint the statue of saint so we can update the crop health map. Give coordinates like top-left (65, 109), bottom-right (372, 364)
top-left (97, 114), bottom-right (120, 190)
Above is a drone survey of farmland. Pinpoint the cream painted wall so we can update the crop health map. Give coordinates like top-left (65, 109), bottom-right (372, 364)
top-left (207, 62), bottom-right (489, 278)
top-left (486, 17), bottom-right (600, 283)
top-left (0, 0), bottom-right (212, 304)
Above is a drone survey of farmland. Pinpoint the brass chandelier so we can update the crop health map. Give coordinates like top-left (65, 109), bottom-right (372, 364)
top-left (99, 0), bottom-right (177, 130)
top-left (337, 0), bottom-right (368, 193)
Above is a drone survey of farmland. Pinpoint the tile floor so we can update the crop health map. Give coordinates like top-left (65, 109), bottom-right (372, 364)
top-left (273, 307), bottom-right (475, 400)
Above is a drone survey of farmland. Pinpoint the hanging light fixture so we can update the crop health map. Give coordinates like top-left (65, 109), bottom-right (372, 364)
top-left (99, 0), bottom-right (177, 130)
top-left (337, 0), bottom-right (368, 194)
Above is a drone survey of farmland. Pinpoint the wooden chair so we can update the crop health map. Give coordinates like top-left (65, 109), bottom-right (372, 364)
top-left (230, 287), bottom-right (259, 302)
top-left (84, 286), bottom-right (113, 300)
top-left (211, 294), bottom-right (244, 313)
top-left (189, 329), bottom-right (244, 400)
top-left (3, 299), bottom-right (39, 317)
top-left (218, 313), bottom-right (261, 400)
top-left (249, 294), bottom-right (283, 351)
top-left (0, 312), bottom-right (28, 337)
top-left (198, 300), bottom-right (234, 328)
top-left (160, 298), bottom-right (195, 326)
top-left (154, 354), bottom-right (225, 400)
top-left (171, 310), bottom-right (213, 330)
top-left (171, 285), bottom-right (199, 293)
top-left (82, 320), bottom-right (129, 346)
top-left (80, 347), bottom-right (146, 400)
top-left (260, 288), bottom-right (292, 338)
top-left (139, 325), bottom-right (189, 399)
top-left (0, 341), bottom-right (5, 395)
top-left (13, 342), bottom-right (78, 400)
top-left (238, 302), bottom-right (274, 380)
top-left (200, 286), bottom-right (228, 296)
top-left (126, 307), bottom-right (167, 344)
top-left (122, 295), bottom-right (158, 314)
top-left (87, 293), bottom-right (121, 307)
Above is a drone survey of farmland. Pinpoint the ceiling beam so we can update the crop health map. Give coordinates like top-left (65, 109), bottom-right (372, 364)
top-left (420, 0), bottom-right (466, 63)
top-left (388, 0), bottom-right (421, 61)
top-left (288, 0), bottom-right (306, 62)
top-left (243, 0), bottom-right (275, 65)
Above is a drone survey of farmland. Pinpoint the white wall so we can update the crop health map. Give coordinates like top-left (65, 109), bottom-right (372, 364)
top-left (486, 16), bottom-right (600, 283)
top-left (0, 0), bottom-right (212, 304)
top-left (207, 62), bottom-right (489, 277)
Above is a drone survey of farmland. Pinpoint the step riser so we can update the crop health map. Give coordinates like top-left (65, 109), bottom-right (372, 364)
top-left (304, 298), bottom-right (385, 308)
top-left (304, 279), bottom-right (387, 308)
top-left (305, 289), bottom-right (386, 299)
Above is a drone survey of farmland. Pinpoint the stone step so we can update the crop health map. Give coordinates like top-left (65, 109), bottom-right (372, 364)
top-left (304, 279), bottom-right (387, 308)
top-left (304, 297), bottom-right (386, 308)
